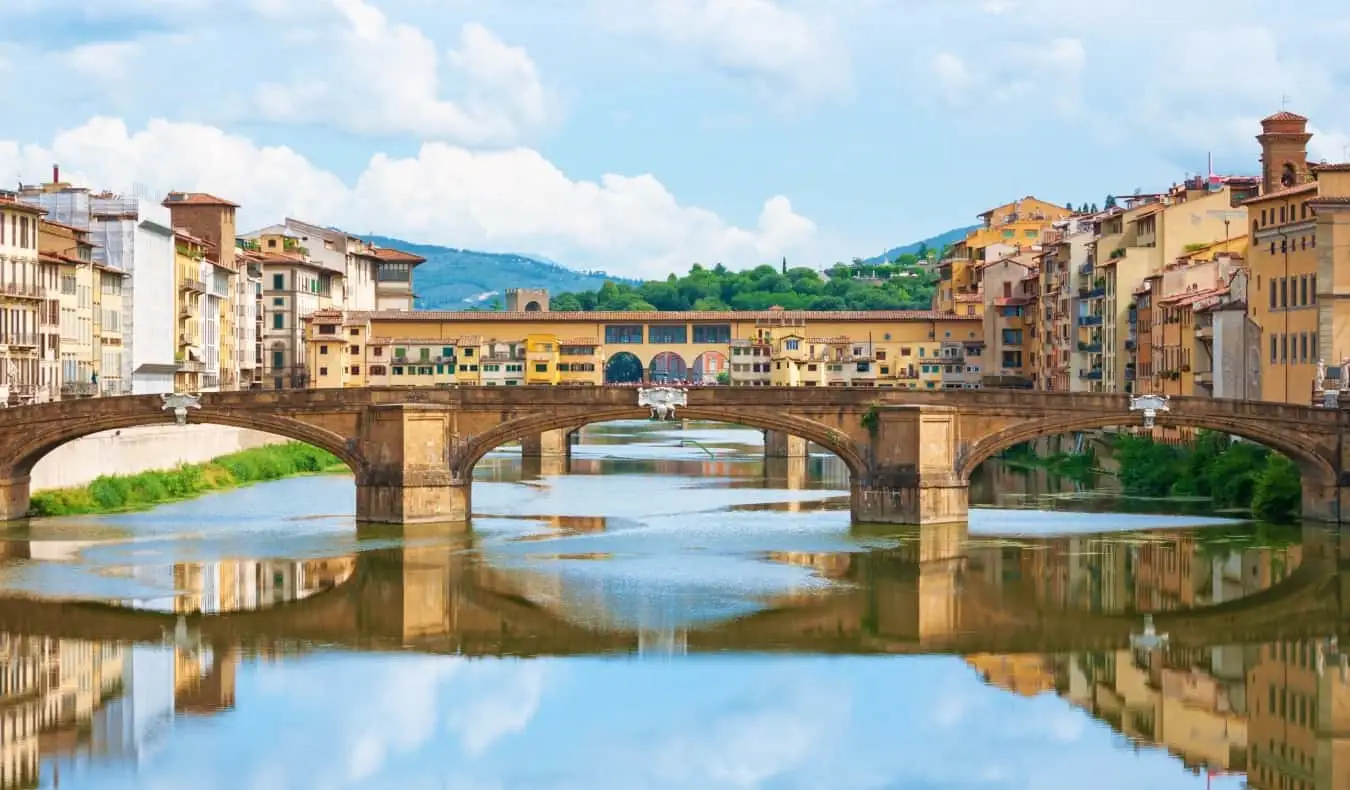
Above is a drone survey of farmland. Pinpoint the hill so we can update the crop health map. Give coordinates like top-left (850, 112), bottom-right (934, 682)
top-left (861, 226), bottom-right (978, 265)
top-left (362, 236), bottom-right (630, 310)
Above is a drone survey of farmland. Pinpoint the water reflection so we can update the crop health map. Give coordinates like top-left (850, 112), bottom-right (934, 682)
top-left (1, 420), bottom-right (1345, 788)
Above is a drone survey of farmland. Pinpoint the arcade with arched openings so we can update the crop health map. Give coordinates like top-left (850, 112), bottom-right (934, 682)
top-left (691, 351), bottom-right (729, 384)
top-left (649, 351), bottom-right (688, 384)
top-left (604, 352), bottom-right (644, 383)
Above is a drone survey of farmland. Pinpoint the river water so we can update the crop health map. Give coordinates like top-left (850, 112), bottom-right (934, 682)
top-left (0, 422), bottom-right (1340, 789)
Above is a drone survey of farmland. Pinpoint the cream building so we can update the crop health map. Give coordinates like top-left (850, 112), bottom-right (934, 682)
top-left (0, 192), bottom-right (52, 405)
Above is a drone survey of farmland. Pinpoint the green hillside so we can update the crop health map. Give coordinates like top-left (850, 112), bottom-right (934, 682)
top-left (362, 236), bottom-right (632, 310)
top-left (861, 226), bottom-right (977, 265)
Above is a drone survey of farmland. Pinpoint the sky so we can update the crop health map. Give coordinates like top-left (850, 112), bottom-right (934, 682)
top-left (2, 0), bottom-right (1349, 279)
top-left (63, 652), bottom-right (1245, 790)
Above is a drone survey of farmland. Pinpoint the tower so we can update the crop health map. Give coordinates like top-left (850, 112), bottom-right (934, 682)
top-left (505, 288), bottom-right (549, 312)
top-left (1257, 111), bottom-right (1313, 193)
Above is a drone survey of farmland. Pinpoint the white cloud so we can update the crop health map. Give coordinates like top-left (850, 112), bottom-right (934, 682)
top-left (256, 2), bottom-right (551, 143)
top-left (0, 117), bottom-right (816, 278)
top-left (927, 38), bottom-right (1085, 116)
top-left (595, 0), bottom-right (850, 107)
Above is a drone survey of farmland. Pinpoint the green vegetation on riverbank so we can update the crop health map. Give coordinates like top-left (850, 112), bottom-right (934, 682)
top-left (998, 443), bottom-right (1098, 482)
top-left (28, 443), bottom-right (346, 517)
top-left (550, 259), bottom-right (937, 312)
top-left (1001, 431), bottom-right (1301, 522)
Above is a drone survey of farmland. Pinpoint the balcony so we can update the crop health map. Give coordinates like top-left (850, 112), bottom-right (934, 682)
top-left (0, 282), bottom-right (47, 300)
top-left (1195, 325), bottom-right (1213, 341)
top-left (178, 333), bottom-right (198, 347)
top-left (0, 334), bottom-right (39, 348)
top-left (177, 359), bottom-right (204, 373)
top-left (1078, 262), bottom-right (1093, 276)
top-left (180, 277), bottom-right (207, 294)
top-left (61, 381), bottom-right (99, 398)
top-left (1077, 315), bottom-right (1103, 327)
top-left (1076, 341), bottom-right (1103, 353)
top-left (1124, 337), bottom-right (1136, 351)
top-left (1124, 365), bottom-right (1136, 381)
top-left (1194, 370), bottom-right (1212, 384)
top-left (1078, 368), bottom-right (1104, 381)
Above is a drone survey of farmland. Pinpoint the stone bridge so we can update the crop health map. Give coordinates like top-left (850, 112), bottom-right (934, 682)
top-left (0, 387), bottom-right (1345, 525)
top-left (0, 525), bottom-right (1346, 657)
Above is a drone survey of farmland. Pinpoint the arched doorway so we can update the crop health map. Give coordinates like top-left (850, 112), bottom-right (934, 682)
top-left (605, 352), bottom-right (644, 383)
top-left (649, 351), bottom-right (687, 384)
top-left (691, 351), bottom-right (729, 384)
top-left (524, 301), bottom-right (542, 311)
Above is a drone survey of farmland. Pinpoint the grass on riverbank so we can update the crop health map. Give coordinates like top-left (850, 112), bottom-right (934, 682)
top-left (28, 443), bottom-right (347, 517)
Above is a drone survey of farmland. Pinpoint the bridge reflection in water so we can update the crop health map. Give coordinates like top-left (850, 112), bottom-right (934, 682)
top-left (1, 523), bottom-right (1349, 787)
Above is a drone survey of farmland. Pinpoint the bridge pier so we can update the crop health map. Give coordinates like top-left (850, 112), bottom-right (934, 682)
top-left (851, 405), bottom-right (968, 525)
top-left (763, 430), bottom-right (809, 458)
top-left (0, 474), bottom-right (29, 521)
top-left (1301, 481), bottom-right (1348, 524)
top-left (521, 429), bottom-right (571, 458)
top-left (354, 404), bottom-right (469, 525)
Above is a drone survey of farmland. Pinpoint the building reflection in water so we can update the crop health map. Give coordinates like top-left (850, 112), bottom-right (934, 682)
top-left (952, 526), bottom-right (1347, 788)
top-left (0, 520), bottom-right (1342, 787)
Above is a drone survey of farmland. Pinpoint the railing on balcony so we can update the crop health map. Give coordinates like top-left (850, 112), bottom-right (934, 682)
top-left (1124, 337), bottom-right (1136, 351)
top-left (1077, 315), bottom-right (1103, 327)
top-left (1078, 368), bottom-right (1103, 380)
top-left (1078, 262), bottom-right (1093, 276)
top-left (180, 277), bottom-right (207, 293)
top-left (1195, 325), bottom-right (1213, 341)
top-left (0, 334), bottom-right (40, 348)
top-left (61, 381), bottom-right (99, 398)
top-left (0, 282), bottom-right (47, 299)
top-left (177, 359), bottom-right (205, 372)
top-left (1076, 341), bottom-right (1103, 353)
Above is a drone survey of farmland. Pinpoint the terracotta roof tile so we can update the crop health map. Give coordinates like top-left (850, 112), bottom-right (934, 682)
top-left (1262, 110), bottom-right (1308, 123)
top-left (1312, 163), bottom-right (1350, 172)
top-left (1241, 182), bottom-right (1318, 205)
top-left (368, 247), bottom-right (426, 264)
top-left (0, 195), bottom-right (46, 215)
top-left (1308, 196), bottom-right (1350, 206)
top-left (163, 192), bottom-right (239, 208)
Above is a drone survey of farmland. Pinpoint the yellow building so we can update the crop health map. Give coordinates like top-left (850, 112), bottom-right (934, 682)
top-left (1244, 112), bottom-right (1350, 404)
top-left (935, 197), bottom-right (1070, 317)
top-left (303, 305), bottom-right (981, 389)
top-left (768, 334), bottom-right (878, 386)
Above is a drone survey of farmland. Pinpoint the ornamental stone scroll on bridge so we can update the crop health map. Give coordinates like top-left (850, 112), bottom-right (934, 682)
top-left (1128, 394), bottom-right (1169, 429)
top-left (637, 387), bottom-right (688, 421)
top-left (160, 392), bottom-right (202, 425)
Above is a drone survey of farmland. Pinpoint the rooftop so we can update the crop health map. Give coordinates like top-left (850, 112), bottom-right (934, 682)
top-left (1262, 110), bottom-right (1308, 123)
top-left (1240, 182), bottom-right (1319, 205)
top-left (163, 192), bottom-right (239, 208)
top-left (368, 247), bottom-right (426, 265)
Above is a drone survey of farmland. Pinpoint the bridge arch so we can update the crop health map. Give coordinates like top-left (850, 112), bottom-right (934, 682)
top-left (604, 352), bottom-right (643, 384)
top-left (957, 412), bottom-right (1338, 490)
top-left (648, 351), bottom-right (688, 383)
top-left (452, 405), bottom-right (866, 482)
top-left (5, 405), bottom-right (362, 481)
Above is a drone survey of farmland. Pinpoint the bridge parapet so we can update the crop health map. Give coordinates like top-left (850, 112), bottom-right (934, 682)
top-left (0, 387), bottom-right (1346, 525)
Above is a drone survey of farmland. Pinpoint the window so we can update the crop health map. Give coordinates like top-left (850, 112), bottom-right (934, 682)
top-left (272, 273), bottom-right (285, 290)
top-left (1301, 332), bottom-right (1309, 362)
top-left (1280, 277), bottom-right (1287, 308)
top-left (351, 366), bottom-right (360, 375)
top-left (1270, 336), bottom-right (1277, 363)
top-left (394, 347), bottom-right (407, 359)
top-left (534, 363), bottom-right (548, 373)
top-left (442, 347), bottom-right (454, 358)
top-left (648, 325), bottom-right (687, 344)
top-left (1001, 329), bottom-right (1023, 345)
top-left (1001, 229), bottom-right (1015, 238)
top-left (1269, 283), bottom-right (1277, 309)
top-left (463, 347), bottom-right (474, 357)
top-left (272, 351), bottom-right (285, 370)
top-left (1312, 274), bottom-right (1318, 303)
top-left (1281, 334), bottom-right (1288, 362)
top-left (419, 348), bottom-right (431, 361)
top-left (350, 327), bottom-right (360, 336)
top-left (784, 339), bottom-right (800, 351)
top-left (272, 313), bottom-right (283, 329)
top-left (605, 324), bottom-right (644, 344)
top-left (318, 367), bottom-right (328, 376)
top-left (350, 345), bottom-right (359, 354)
top-left (319, 345), bottom-right (329, 355)
top-left (692, 324), bottom-right (731, 343)
top-left (273, 297), bottom-right (284, 306)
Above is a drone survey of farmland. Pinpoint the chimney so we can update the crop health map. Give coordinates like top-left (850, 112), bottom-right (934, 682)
top-left (52, 164), bottom-right (59, 184)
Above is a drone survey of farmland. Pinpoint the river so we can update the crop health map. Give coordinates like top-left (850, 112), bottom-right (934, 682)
top-left (0, 421), bottom-right (1337, 789)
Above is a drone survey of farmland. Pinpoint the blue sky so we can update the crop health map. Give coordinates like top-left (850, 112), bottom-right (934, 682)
top-left (2, 0), bottom-right (1349, 279)
top-left (61, 653), bottom-right (1244, 790)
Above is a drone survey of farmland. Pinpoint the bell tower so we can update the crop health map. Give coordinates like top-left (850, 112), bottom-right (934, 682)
top-left (1257, 111), bottom-right (1312, 193)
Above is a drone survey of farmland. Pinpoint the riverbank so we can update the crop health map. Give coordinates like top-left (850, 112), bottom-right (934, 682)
top-left (27, 443), bottom-right (347, 517)
top-left (1002, 431), bottom-right (1302, 522)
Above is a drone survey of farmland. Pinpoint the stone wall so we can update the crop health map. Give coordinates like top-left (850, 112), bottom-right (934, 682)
top-left (29, 426), bottom-right (285, 492)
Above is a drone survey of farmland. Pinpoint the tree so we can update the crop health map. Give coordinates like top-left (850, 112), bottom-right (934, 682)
top-left (1103, 194), bottom-right (1117, 209)
top-left (1065, 202), bottom-right (1074, 211)
top-left (781, 256), bottom-right (787, 275)
top-left (1090, 203), bottom-right (1099, 213)
top-left (1253, 454), bottom-right (1301, 522)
